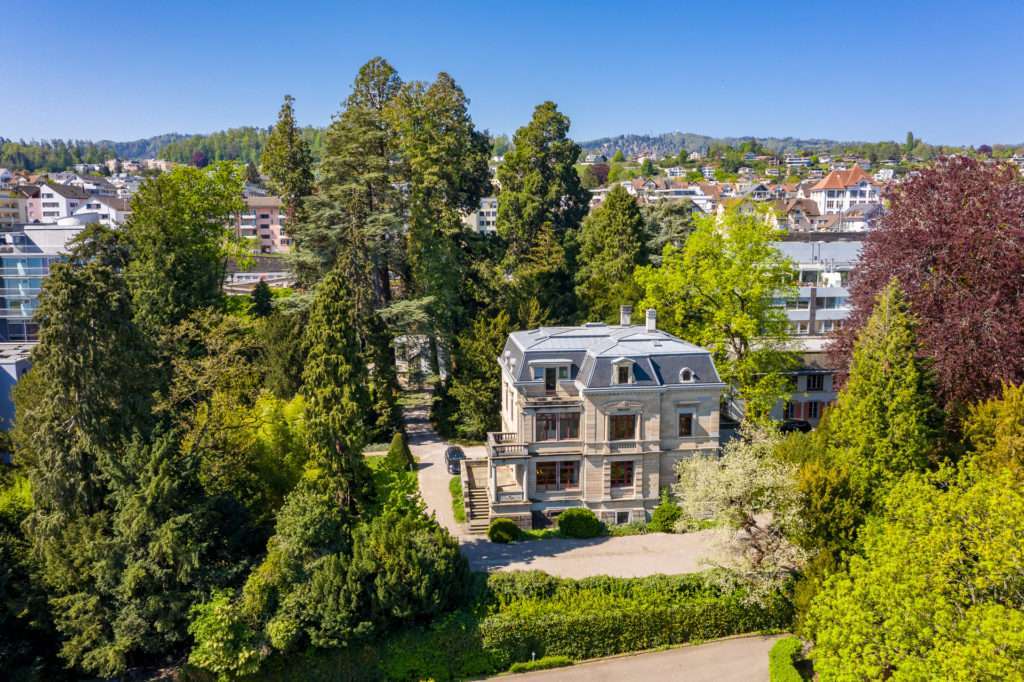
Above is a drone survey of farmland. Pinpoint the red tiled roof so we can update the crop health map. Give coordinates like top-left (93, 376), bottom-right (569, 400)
top-left (810, 164), bottom-right (876, 191)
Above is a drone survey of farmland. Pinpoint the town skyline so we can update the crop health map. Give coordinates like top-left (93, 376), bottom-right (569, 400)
top-left (3, 1), bottom-right (1024, 145)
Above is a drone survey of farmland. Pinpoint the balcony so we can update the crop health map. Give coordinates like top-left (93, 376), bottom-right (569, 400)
top-left (487, 431), bottom-right (528, 459)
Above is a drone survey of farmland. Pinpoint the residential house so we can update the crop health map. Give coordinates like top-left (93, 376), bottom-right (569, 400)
top-left (808, 165), bottom-right (881, 215)
top-left (0, 169), bottom-right (12, 188)
top-left (785, 154), bottom-right (812, 169)
top-left (0, 190), bottom-right (26, 226)
top-left (465, 308), bottom-right (724, 531)
top-left (75, 195), bottom-right (132, 226)
top-left (37, 182), bottom-right (90, 222)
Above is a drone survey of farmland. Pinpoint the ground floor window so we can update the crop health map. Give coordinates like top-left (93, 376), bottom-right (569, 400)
top-left (609, 413), bottom-right (637, 441)
top-left (535, 460), bottom-right (580, 491)
top-left (610, 460), bottom-right (635, 488)
top-left (615, 511), bottom-right (631, 525)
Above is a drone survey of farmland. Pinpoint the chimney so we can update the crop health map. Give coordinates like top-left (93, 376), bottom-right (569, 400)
top-left (645, 308), bottom-right (657, 332)
top-left (619, 305), bottom-right (633, 326)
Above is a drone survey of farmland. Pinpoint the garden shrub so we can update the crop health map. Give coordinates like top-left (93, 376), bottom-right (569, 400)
top-left (385, 432), bottom-right (415, 471)
top-left (648, 488), bottom-right (682, 532)
top-left (556, 507), bottom-right (603, 538)
top-left (509, 655), bottom-right (572, 673)
top-left (487, 517), bottom-right (522, 543)
top-left (768, 636), bottom-right (804, 682)
top-left (449, 476), bottom-right (466, 523)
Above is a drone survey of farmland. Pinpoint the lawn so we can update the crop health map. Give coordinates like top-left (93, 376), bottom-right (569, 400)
top-left (449, 476), bottom-right (466, 523)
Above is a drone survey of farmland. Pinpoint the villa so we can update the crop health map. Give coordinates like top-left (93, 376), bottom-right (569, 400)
top-left (462, 307), bottom-right (724, 532)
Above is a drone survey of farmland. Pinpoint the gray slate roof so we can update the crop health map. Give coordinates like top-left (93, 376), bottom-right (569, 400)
top-left (502, 323), bottom-right (722, 390)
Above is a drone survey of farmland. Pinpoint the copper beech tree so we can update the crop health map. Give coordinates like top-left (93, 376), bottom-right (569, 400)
top-left (833, 156), bottom-right (1024, 412)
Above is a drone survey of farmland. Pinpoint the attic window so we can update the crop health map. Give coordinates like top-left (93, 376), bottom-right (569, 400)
top-left (616, 365), bottom-right (630, 385)
top-left (679, 368), bottom-right (695, 383)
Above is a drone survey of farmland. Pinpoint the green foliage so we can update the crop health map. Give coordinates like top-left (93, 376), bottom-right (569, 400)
top-left (260, 95), bottom-right (314, 216)
top-left (639, 158), bottom-right (656, 176)
top-left (487, 518), bottom-right (522, 543)
top-left (768, 636), bottom-right (804, 682)
top-left (575, 184), bottom-right (647, 323)
top-left (556, 507), bottom-right (602, 538)
top-left (640, 200), bottom-right (695, 262)
top-left (260, 305), bottom-right (307, 399)
top-left (963, 382), bottom-right (1024, 475)
top-left (611, 150), bottom-right (625, 162)
top-left (302, 265), bottom-right (374, 514)
top-left (187, 590), bottom-right (263, 681)
top-left (450, 476), bottom-right (466, 523)
top-left (478, 571), bottom-right (793, 666)
top-left (648, 488), bottom-right (682, 532)
top-left (384, 432), bottom-right (415, 472)
top-left (250, 280), bottom-right (273, 318)
top-left (124, 163), bottom-right (245, 338)
top-left (495, 101), bottom-right (589, 323)
top-left (806, 462), bottom-right (1024, 679)
top-left (509, 655), bottom-right (572, 673)
top-left (448, 309), bottom-right (512, 439)
top-left (793, 281), bottom-right (941, 560)
top-left (636, 208), bottom-right (797, 421)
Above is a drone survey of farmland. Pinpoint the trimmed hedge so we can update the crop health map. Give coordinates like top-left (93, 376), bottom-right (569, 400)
top-left (509, 655), bottom-right (572, 673)
top-left (768, 636), bottom-right (804, 682)
top-left (488, 517), bottom-right (521, 543)
top-left (557, 507), bottom-right (603, 538)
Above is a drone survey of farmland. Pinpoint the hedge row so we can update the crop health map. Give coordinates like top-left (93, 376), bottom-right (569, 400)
top-left (479, 594), bottom-right (791, 663)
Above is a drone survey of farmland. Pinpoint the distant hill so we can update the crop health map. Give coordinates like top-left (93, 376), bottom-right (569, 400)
top-left (99, 133), bottom-right (192, 159)
top-left (578, 132), bottom-right (862, 158)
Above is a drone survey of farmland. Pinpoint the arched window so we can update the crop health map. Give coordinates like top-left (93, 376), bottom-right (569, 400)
top-left (679, 367), bottom-right (695, 383)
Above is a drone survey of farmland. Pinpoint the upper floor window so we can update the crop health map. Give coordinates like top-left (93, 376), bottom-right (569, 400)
top-left (535, 411), bottom-right (580, 441)
top-left (609, 414), bottom-right (637, 441)
top-left (678, 411), bottom-right (694, 437)
top-left (807, 374), bottom-right (825, 392)
top-left (616, 365), bottom-right (630, 385)
top-left (679, 367), bottom-right (695, 383)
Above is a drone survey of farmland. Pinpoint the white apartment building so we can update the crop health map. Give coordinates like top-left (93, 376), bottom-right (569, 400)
top-left (808, 165), bottom-right (881, 215)
top-left (462, 196), bottom-right (498, 233)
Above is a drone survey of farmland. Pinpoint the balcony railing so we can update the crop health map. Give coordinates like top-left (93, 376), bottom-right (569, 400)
top-left (487, 431), bottom-right (528, 458)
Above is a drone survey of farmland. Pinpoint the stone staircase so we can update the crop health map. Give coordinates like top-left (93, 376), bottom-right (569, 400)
top-left (465, 460), bottom-right (491, 534)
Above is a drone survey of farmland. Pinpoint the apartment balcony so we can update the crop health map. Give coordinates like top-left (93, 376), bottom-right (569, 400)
top-left (487, 431), bottom-right (528, 459)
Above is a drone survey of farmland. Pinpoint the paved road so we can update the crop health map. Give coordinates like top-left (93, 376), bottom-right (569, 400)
top-left (405, 396), bottom-right (720, 576)
top-left (500, 635), bottom-right (784, 682)
top-left (405, 399), bottom-right (484, 539)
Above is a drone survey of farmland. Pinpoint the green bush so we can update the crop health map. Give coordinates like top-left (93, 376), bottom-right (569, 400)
top-left (648, 488), bottom-right (682, 532)
top-left (487, 518), bottom-right (522, 543)
top-left (385, 432), bottom-right (415, 471)
top-left (607, 520), bottom-right (648, 536)
top-left (509, 655), bottom-right (572, 673)
top-left (768, 636), bottom-right (804, 682)
top-left (556, 507), bottom-right (603, 538)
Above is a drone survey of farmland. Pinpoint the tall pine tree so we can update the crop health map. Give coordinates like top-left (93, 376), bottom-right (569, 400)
top-left (575, 184), bottom-right (648, 323)
top-left (260, 94), bottom-right (314, 219)
top-left (302, 265), bottom-right (374, 514)
top-left (495, 101), bottom-right (589, 324)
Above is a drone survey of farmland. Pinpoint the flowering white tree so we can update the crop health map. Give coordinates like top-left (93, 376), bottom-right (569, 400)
top-left (675, 423), bottom-right (806, 601)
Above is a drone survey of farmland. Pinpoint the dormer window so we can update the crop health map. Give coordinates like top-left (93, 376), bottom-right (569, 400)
top-left (617, 365), bottom-right (630, 385)
top-left (679, 367), bottom-right (695, 383)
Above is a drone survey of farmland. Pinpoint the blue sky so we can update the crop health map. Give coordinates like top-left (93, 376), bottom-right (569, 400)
top-left (2, 1), bottom-right (1022, 145)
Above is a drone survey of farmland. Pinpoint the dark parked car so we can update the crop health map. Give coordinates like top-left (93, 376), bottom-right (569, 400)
top-left (780, 419), bottom-right (812, 434)
top-left (444, 446), bottom-right (465, 474)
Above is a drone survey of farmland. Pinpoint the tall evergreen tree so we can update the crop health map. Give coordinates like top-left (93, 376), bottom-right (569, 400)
top-left (302, 266), bottom-right (374, 514)
top-left (291, 57), bottom-right (404, 300)
top-left (260, 94), bottom-right (314, 218)
top-left (795, 280), bottom-right (941, 560)
top-left (250, 280), bottom-right (273, 318)
top-left (389, 72), bottom-right (491, 372)
top-left (495, 101), bottom-right (589, 324)
top-left (575, 185), bottom-right (648, 323)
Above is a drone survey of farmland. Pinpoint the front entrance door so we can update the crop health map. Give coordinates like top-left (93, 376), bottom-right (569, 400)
top-left (545, 367), bottom-right (557, 393)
